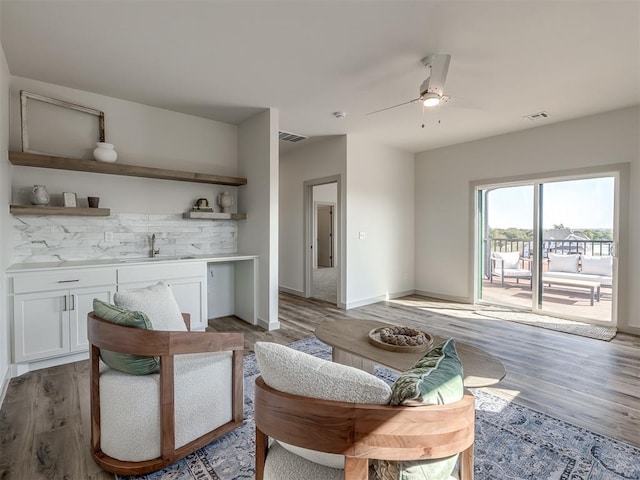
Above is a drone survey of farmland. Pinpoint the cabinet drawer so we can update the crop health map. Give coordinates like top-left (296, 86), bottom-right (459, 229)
top-left (117, 262), bottom-right (205, 284)
top-left (12, 268), bottom-right (117, 294)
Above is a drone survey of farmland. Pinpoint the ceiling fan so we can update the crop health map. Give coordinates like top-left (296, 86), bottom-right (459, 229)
top-left (366, 53), bottom-right (452, 116)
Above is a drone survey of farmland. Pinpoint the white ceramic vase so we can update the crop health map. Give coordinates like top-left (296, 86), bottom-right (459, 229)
top-left (217, 191), bottom-right (233, 213)
top-left (30, 185), bottom-right (50, 205)
top-left (93, 142), bottom-right (118, 163)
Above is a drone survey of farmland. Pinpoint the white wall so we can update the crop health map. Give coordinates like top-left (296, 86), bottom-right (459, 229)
top-left (415, 107), bottom-right (640, 333)
top-left (345, 135), bottom-right (415, 308)
top-left (9, 76), bottom-right (238, 214)
top-left (279, 136), bottom-right (347, 297)
top-left (0, 19), bottom-right (12, 403)
top-left (237, 109), bottom-right (279, 330)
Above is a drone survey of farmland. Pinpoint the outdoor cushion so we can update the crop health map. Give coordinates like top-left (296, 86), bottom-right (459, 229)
top-left (255, 341), bottom-right (392, 469)
top-left (581, 255), bottom-right (612, 276)
top-left (492, 251), bottom-right (521, 270)
top-left (548, 253), bottom-right (580, 273)
top-left (114, 281), bottom-right (187, 332)
top-left (92, 299), bottom-right (159, 375)
top-left (377, 338), bottom-right (464, 480)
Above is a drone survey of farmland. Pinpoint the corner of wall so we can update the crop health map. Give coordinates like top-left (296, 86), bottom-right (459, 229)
top-left (0, 36), bottom-right (13, 397)
top-left (237, 109), bottom-right (279, 327)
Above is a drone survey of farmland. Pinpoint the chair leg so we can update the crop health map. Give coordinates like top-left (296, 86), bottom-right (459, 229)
top-left (344, 457), bottom-right (369, 480)
top-left (255, 426), bottom-right (268, 480)
top-left (459, 443), bottom-right (474, 480)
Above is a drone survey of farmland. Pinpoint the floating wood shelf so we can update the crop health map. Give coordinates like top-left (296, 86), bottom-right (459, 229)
top-left (9, 151), bottom-right (247, 187)
top-left (10, 205), bottom-right (111, 216)
top-left (183, 211), bottom-right (247, 220)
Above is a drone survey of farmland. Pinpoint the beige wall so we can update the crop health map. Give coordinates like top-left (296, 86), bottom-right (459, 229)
top-left (238, 109), bottom-right (280, 330)
top-left (279, 135), bottom-right (415, 308)
top-left (279, 136), bottom-right (347, 298)
top-left (345, 135), bottom-right (415, 308)
top-left (415, 107), bottom-right (640, 333)
top-left (9, 76), bottom-right (238, 214)
top-left (0, 20), bottom-right (12, 399)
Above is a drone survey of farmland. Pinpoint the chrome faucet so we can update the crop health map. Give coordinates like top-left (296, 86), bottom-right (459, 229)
top-left (151, 233), bottom-right (160, 258)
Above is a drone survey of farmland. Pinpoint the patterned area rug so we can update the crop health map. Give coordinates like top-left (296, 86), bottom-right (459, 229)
top-left (119, 337), bottom-right (638, 480)
top-left (474, 310), bottom-right (617, 341)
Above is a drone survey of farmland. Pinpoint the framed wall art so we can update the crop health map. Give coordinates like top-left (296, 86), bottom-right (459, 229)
top-left (20, 90), bottom-right (105, 157)
top-left (63, 192), bottom-right (77, 208)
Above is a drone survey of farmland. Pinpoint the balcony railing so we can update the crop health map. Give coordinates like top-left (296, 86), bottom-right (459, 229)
top-left (489, 238), bottom-right (613, 257)
top-left (482, 238), bottom-right (613, 279)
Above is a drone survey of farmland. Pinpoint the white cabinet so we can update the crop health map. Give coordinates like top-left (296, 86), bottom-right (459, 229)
top-left (11, 268), bottom-right (117, 363)
top-left (7, 257), bottom-right (249, 374)
top-left (117, 262), bottom-right (208, 331)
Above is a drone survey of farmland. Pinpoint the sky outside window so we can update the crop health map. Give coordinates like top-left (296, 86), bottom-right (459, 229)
top-left (487, 178), bottom-right (614, 230)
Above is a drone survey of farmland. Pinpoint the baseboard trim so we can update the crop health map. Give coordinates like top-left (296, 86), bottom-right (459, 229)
top-left (0, 365), bottom-right (10, 409)
top-left (279, 286), bottom-right (305, 297)
top-left (413, 290), bottom-right (472, 304)
top-left (618, 324), bottom-right (640, 336)
top-left (10, 351), bottom-right (89, 378)
top-left (345, 289), bottom-right (417, 310)
top-left (257, 316), bottom-right (280, 332)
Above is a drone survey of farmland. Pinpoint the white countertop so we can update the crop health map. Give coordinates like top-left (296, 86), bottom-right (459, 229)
top-left (7, 253), bottom-right (259, 273)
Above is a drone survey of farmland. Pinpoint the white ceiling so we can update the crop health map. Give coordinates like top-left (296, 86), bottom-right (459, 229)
top-left (1, 1), bottom-right (639, 154)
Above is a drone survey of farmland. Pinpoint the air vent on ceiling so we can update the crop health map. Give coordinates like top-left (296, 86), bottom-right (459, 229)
top-left (524, 111), bottom-right (551, 122)
top-left (279, 130), bottom-right (308, 143)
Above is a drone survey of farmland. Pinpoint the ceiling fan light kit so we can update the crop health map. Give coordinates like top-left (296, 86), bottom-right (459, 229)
top-left (422, 92), bottom-right (441, 107)
top-left (366, 53), bottom-right (452, 116)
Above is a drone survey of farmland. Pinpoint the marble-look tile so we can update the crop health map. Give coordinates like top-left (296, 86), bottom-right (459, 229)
top-left (11, 213), bottom-right (239, 264)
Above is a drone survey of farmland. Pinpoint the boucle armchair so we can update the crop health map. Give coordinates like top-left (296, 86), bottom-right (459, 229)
top-left (254, 340), bottom-right (475, 480)
top-left (254, 377), bottom-right (475, 480)
top-left (87, 282), bottom-right (244, 475)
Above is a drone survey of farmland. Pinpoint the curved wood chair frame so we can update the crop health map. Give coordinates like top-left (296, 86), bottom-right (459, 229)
top-left (254, 376), bottom-right (475, 480)
top-left (88, 312), bottom-right (244, 476)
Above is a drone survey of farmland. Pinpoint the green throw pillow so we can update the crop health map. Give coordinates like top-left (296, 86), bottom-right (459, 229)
top-left (389, 337), bottom-right (464, 406)
top-left (375, 338), bottom-right (464, 480)
top-left (92, 299), bottom-right (160, 375)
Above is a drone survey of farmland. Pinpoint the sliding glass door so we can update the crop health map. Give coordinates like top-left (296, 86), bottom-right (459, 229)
top-left (478, 185), bottom-right (534, 309)
top-left (476, 174), bottom-right (617, 325)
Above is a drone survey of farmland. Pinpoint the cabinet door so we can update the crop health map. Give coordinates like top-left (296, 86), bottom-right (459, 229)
top-left (13, 291), bottom-right (69, 362)
top-left (169, 279), bottom-right (206, 331)
top-left (69, 286), bottom-right (116, 353)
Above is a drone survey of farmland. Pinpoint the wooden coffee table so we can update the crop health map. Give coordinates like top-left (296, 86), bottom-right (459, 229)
top-left (315, 319), bottom-right (506, 388)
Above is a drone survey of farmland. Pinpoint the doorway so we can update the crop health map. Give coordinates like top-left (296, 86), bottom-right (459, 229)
top-left (316, 204), bottom-right (334, 268)
top-left (304, 178), bottom-right (340, 305)
top-left (475, 173), bottom-right (618, 325)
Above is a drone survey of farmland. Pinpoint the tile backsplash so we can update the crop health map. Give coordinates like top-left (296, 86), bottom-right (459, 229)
top-left (11, 213), bottom-right (238, 264)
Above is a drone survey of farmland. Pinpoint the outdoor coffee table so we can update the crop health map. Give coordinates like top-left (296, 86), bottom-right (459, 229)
top-left (541, 275), bottom-right (601, 306)
top-left (315, 319), bottom-right (506, 388)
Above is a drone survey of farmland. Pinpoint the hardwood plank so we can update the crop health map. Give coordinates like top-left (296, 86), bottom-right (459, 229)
top-left (0, 292), bottom-right (638, 480)
top-left (211, 292), bottom-right (640, 448)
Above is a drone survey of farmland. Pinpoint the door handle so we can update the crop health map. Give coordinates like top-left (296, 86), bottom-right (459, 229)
top-left (63, 295), bottom-right (67, 312)
top-left (611, 242), bottom-right (618, 258)
top-left (70, 294), bottom-right (76, 311)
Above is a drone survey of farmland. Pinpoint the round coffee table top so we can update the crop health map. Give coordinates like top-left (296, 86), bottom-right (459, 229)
top-left (315, 319), bottom-right (506, 388)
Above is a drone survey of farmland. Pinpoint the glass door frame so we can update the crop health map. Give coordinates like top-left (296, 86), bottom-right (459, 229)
top-left (471, 167), bottom-right (623, 327)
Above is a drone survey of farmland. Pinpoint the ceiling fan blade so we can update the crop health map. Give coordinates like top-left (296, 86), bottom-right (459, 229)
top-left (365, 97), bottom-right (421, 116)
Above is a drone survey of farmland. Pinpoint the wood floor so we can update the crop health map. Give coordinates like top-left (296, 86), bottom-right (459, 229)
top-left (1, 292), bottom-right (639, 479)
